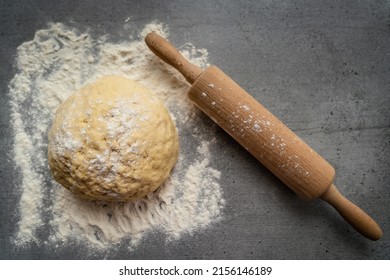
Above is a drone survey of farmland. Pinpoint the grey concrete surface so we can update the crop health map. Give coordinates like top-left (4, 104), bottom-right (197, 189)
top-left (1, 0), bottom-right (389, 259)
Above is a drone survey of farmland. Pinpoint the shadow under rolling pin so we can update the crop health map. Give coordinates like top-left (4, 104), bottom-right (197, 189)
top-left (145, 32), bottom-right (382, 241)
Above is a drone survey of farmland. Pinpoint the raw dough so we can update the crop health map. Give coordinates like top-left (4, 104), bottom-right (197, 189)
top-left (48, 76), bottom-right (179, 202)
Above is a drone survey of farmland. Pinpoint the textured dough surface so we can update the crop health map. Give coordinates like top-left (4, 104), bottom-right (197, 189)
top-left (48, 76), bottom-right (179, 201)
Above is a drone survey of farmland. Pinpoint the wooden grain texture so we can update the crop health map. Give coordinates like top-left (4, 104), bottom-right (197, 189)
top-left (188, 66), bottom-right (335, 200)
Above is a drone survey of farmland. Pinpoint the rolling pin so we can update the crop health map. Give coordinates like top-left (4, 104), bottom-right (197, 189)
top-left (145, 32), bottom-right (382, 240)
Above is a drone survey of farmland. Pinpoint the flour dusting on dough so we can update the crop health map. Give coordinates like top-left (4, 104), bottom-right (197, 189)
top-left (9, 22), bottom-right (224, 251)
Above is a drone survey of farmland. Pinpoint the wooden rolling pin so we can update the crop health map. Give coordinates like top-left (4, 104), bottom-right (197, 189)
top-left (145, 32), bottom-right (382, 240)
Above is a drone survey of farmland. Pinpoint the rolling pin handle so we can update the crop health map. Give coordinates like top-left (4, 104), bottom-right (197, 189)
top-left (145, 32), bottom-right (203, 84)
top-left (321, 184), bottom-right (382, 240)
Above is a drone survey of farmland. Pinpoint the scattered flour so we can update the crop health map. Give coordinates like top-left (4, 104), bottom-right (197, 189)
top-left (9, 22), bottom-right (224, 251)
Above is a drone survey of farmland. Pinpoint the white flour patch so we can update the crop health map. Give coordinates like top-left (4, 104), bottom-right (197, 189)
top-left (9, 22), bottom-right (224, 251)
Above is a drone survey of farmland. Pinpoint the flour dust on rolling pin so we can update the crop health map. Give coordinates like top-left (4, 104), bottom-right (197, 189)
top-left (188, 66), bottom-right (335, 201)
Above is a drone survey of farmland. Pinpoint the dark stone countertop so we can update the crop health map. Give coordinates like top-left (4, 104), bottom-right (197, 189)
top-left (1, 0), bottom-right (389, 259)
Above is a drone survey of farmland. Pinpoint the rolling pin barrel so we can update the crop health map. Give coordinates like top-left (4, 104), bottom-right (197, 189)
top-left (188, 66), bottom-right (335, 200)
top-left (145, 32), bottom-right (382, 240)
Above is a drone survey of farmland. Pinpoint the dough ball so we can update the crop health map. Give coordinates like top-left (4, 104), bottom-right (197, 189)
top-left (48, 76), bottom-right (179, 202)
